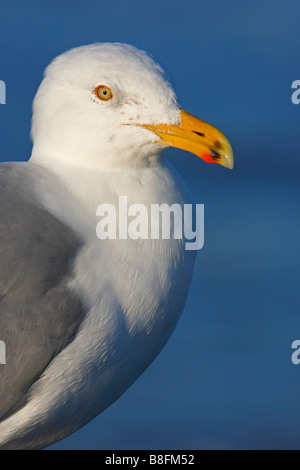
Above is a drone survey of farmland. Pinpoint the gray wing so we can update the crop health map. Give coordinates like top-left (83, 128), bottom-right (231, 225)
top-left (0, 163), bottom-right (86, 421)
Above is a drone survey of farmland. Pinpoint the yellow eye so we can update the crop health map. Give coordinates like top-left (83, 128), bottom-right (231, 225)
top-left (95, 85), bottom-right (113, 101)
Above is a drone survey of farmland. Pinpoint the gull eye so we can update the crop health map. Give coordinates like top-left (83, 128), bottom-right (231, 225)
top-left (95, 85), bottom-right (113, 101)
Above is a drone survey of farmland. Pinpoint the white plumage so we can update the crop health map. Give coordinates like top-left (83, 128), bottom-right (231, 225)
top-left (0, 43), bottom-right (232, 449)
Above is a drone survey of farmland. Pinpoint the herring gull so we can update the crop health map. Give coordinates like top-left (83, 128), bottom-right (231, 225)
top-left (0, 43), bottom-right (233, 449)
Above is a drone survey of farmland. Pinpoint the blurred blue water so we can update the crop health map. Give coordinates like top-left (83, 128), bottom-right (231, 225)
top-left (0, 0), bottom-right (299, 449)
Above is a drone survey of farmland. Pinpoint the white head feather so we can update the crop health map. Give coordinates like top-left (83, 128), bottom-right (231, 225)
top-left (30, 43), bottom-right (180, 170)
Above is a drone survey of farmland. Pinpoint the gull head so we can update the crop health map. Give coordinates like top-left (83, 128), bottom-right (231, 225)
top-left (31, 43), bottom-right (233, 171)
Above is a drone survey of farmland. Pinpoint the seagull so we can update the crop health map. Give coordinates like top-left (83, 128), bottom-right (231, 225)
top-left (0, 43), bottom-right (233, 449)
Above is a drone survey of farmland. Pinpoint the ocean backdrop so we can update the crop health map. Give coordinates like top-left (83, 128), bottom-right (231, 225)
top-left (0, 0), bottom-right (299, 449)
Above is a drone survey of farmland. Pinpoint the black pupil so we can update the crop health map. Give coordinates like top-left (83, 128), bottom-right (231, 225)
top-left (103, 90), bottom-right (107, 95)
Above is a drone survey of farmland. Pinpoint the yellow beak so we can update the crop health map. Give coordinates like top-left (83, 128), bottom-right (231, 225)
top-left (143, 109), bottom-right (234, 169)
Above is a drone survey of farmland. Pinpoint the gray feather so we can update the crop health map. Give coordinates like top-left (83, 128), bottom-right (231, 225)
top-left (0, 163), bottom-right (86, 421)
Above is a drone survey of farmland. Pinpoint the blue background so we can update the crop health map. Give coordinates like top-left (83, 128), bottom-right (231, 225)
top-left (0, 0), bottom-right (299, 449)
